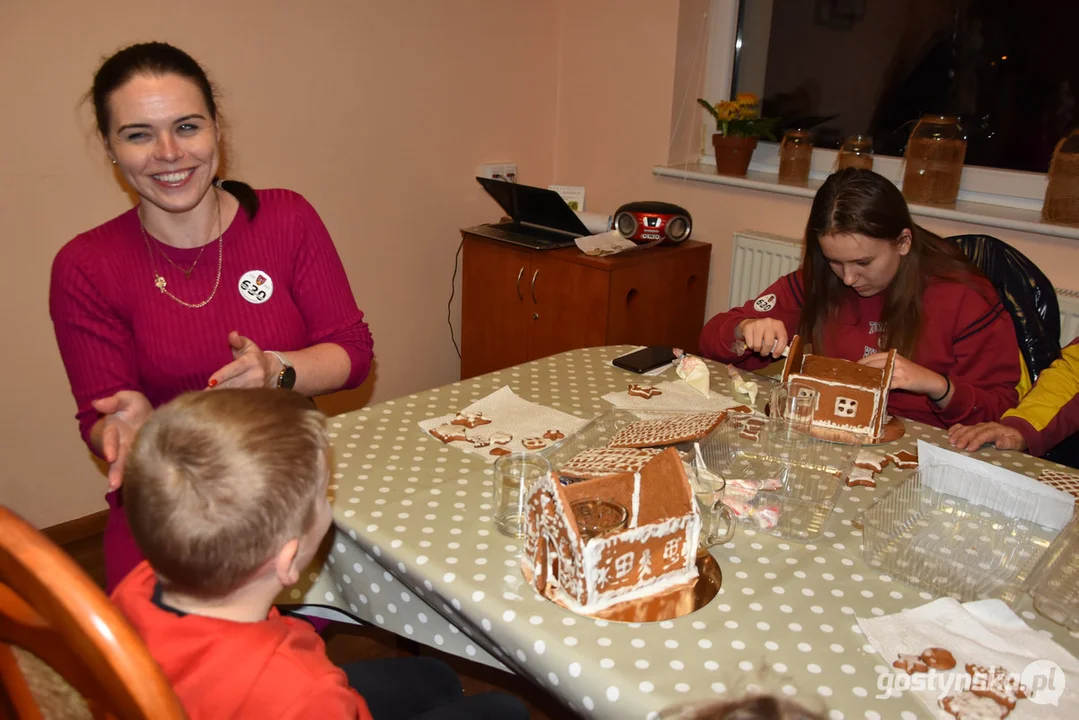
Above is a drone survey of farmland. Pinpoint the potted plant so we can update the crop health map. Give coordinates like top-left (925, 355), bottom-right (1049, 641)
top-left (697, 93), bottom-right (778, 176)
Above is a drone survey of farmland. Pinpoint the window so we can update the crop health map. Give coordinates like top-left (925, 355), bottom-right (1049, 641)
top-left (663, 538), bottom-right (682, 562)
top-left (614, 552), bottom-right (635, 579)
top-left (730, 0), bottom-right (1076, 174)
top-left (835, 397), bottom-right (858, 417)
top-left (696, 0), bottom-right (1062, 208)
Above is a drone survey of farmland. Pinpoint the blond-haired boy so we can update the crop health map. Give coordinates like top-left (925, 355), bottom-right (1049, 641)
top-left (112, 389), bottom-right (527, 719)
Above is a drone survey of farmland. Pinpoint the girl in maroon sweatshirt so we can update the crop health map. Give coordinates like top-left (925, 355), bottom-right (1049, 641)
top-left (50, 43), bottom-right (373, 592)
top-left (699, 168), bottom-right (1020, 430)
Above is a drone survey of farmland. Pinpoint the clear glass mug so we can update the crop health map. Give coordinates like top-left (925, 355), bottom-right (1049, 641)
top-left (493, 452), bottom-right (551, 538)
top-left (768, 381), bottom-right (819, 432)
top-left (692, 462), bottom-right (736, 547)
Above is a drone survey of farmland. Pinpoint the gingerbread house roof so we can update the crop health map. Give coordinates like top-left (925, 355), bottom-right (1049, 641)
top-left (551, 447), bottom-right (696, 551)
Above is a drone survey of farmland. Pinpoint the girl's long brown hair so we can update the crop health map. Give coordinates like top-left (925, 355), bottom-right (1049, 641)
top-left (798, 168), bottom-right (983, 358)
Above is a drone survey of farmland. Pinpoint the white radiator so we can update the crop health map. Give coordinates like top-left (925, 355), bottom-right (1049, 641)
top-left (728, 231), bottom-right (803, 309)
top-left (728, 230), bottom-right (1079, 346)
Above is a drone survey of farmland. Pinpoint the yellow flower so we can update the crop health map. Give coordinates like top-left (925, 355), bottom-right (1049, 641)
top-left (735, 92), bottom-right (759, 108)
top-left (715, 101), bottom-right (738, 121)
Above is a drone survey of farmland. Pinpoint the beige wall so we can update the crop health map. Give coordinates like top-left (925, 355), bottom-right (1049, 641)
top-left (5, 0), bottom-right (1078, 528)
top-left (2, 1), bottom-right (561, 527)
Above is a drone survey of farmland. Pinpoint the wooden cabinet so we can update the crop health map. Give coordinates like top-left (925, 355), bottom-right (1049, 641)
top-left (460, 233), bottom-right (711, 379)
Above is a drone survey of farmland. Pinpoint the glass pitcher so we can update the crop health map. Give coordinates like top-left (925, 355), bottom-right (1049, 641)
top-left (902, 115), bottom-right (966, 206)
top-left (1043, 129), bottom-right (1079, 225)
top-left (778, 129), bottom-right (813, 186)
top-left (837, 134), bottom-right (874, 171)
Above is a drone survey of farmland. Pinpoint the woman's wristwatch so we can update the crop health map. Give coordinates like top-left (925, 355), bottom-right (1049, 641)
top-left (265, 351), bottom-right (296, 390)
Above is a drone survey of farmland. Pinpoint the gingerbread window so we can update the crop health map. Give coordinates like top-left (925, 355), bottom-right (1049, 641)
top-left (614, 551), bottom-right (635, 578)
top-left (663, 537), bottom-right (682, 562)
top-left (835, 397), bottom-right (858, 417)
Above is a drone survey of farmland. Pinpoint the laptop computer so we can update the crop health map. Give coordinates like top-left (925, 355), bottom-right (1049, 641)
top-left (463, 177), bottom-right (592, 250)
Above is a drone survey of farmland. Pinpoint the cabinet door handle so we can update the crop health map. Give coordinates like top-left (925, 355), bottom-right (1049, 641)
top-left (515, 266), bottom-right (524, 301)
top-left (530, 269), bottom-right (539, 303)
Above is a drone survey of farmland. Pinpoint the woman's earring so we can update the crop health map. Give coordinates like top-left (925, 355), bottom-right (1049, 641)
top-left (110, 158), bottom-right (117, 165)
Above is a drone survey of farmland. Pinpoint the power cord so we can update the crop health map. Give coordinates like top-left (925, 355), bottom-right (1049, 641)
top-left (448, 238), bottom-right (464, 358)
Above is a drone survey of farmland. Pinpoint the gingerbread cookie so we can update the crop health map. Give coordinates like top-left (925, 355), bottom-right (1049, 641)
top-left (886, 449), bottom-right (919, 469)
top-left (1038, 469), bottom-right (1079, 499)
top-left (490, 432), bottom-right (513, 445)
top-left (966, 664), bottom-right (1027, 710)
top-left (521, 437), bottom-right (551, 451)
top-left (854, 449), bottom-right (890, 473)
top-left (489, 447), bottom-right (512, 457)
top-left (739, 431), bottom-right (761, 442)
top-left (893, 653), bottom-right (929, 675)
top-left (543, 429), bottom-right (565, 441)
top-left (559, 447), bottom-right (661, 479)
top-left (921, 647), bottom-right (956, 670)
top-left (628, 383), bottom-right (663, 399)
top-left (727, 405), bottom-right (755, 415)
top-left (451, 411), bottom-right (491, 429)
top-left (430, 424), bottom-right (469, 443)
top-left (607, 412), bottom-right (725, 448)
top-left (469, 435), bottom-right (491, 448)
top-left (939, 691), bottom-right (1010, 719)
top-left (846, 467), bottom-right (877, 488)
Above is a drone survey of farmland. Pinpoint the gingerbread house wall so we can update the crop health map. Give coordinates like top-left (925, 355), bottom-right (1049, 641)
top-left (792, 374), bottom-right (880, 432)
top-left (583, 517), bottom-right (696, 600)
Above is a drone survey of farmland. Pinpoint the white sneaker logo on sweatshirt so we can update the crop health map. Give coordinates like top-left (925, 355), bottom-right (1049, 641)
top-left (754, 293), bottom-right (777, 312)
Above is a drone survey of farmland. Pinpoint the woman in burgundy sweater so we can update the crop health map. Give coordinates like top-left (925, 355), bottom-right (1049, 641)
top-left (699, 168), bottom-right (1021, 429)
top-left (50, 42), bottom-right (374, 592)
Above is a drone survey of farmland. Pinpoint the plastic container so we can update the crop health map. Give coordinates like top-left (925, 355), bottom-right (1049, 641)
top-left (1043, 129), bottom-right (1079, 225)
top-left (1024, 517), bottom-right (1079, 630)
top-left (901, 115), bottom-right (966, 206)
top-left (694, 417), bottom-right (863, 541)
top-left (861, 472), bottom-right (1061, 606)
top-left (778, 129), bottom-right (813, 186)
top-left (836, 135), bottom-right (874, 171)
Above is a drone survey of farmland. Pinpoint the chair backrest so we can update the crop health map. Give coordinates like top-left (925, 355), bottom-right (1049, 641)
top-left (0, 506), bottom-right (186, 719)
top-left (948, 233), bottom-right (1063, 381)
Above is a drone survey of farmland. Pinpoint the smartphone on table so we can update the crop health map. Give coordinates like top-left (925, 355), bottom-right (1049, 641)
top-left (612, 345), bottom-right (677, 374)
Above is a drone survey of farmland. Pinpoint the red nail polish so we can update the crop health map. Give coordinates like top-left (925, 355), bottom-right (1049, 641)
top-left (208, 379), bottom-right (218, 388)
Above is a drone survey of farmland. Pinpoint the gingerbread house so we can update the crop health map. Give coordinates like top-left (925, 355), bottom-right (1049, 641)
top-left (781, 335), bottom-right (896, 440)
top-left (521, 447), bottom-right (701, 615)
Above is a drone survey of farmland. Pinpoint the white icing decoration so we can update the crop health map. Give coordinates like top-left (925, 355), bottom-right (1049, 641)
top-left (630, 472), bottom-right (641, 527)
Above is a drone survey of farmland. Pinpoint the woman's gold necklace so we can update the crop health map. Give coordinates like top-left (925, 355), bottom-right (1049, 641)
top-left (141, 191), bottom-right (224, 309)
top-left (155, 241), bottom-right (206, 278)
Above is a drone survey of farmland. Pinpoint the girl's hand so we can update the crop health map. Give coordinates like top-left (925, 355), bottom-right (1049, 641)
top-left (736, 318), bottom-right (789, 359)
top-left (859, 352), bottom-right (949, 401)
top-left (91, 390), bottom-right (153, 490)
top-left (206, 331), bottom-right (280, 389)
top-left (947, 422), bottom-right (1027, 452)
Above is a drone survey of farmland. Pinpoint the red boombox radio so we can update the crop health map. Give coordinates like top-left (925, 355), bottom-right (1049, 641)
top-left (613, 201), bottom-right (693, 245)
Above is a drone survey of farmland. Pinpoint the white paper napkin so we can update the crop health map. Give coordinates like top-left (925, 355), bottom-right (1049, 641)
top-left (418, 386), bottom-right (587, 463)
top-left (859, 597), bottom-right (1078, 718)
top-left (601, 379), bottom-right (760, 414)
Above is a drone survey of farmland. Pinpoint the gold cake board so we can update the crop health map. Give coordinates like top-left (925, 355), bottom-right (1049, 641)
top-left (540, 551), bottom-right (722, 623)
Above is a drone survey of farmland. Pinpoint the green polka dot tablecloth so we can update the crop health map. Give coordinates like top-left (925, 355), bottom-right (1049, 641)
top-left (291, 346), bottom-right (1079, 719)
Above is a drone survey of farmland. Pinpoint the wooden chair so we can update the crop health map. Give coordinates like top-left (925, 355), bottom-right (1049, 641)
top-left (0, 506), bottom-right (186, 719)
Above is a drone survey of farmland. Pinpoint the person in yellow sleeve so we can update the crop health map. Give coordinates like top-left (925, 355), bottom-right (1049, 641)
top-left (948, 339), bottom-right (1079, 467)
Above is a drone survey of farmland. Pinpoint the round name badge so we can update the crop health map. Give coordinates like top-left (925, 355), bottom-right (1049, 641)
top-left (238, 269), bottom-right (274, 304)
top-left (754, 292), bottom-right (777, 312)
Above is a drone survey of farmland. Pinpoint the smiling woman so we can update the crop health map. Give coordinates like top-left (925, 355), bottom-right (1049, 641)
top-left (49, 42), bottom-right (374, 593)
top-left (699, 168), bottom-right (1023, 431)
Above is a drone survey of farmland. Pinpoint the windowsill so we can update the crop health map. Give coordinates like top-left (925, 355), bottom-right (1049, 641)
top-left (653, 163), bottom-right (1079, 241)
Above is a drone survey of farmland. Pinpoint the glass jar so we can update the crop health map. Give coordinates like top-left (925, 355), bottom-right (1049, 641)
top-left (902, 115), bottom-right (966, 206)
top-left (778, 129), bottom-right (813, 185)
top-left (1043, 129), bottom-right (1079, 225)
top-left (837, 135), bottom-right (874, 171)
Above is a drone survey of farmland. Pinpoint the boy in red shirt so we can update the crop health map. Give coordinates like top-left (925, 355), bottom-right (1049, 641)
top-left (111, 389), bottom-right (528, 719)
